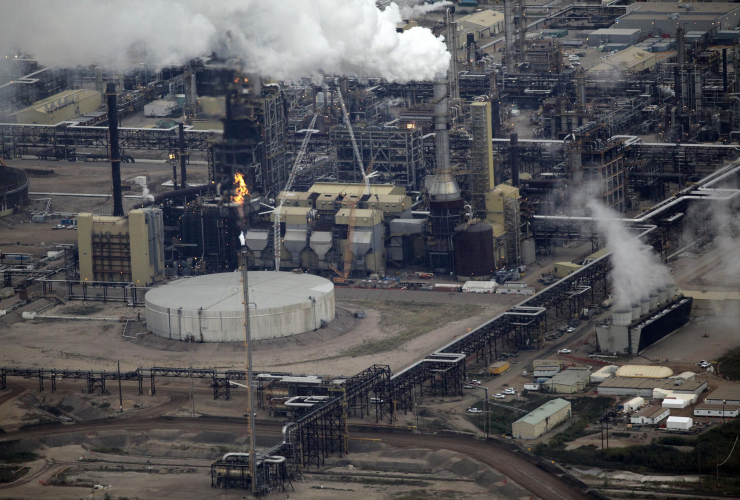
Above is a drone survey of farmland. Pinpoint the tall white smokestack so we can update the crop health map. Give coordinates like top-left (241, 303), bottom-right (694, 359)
top-left (434, 80), bottom-right (450, 172)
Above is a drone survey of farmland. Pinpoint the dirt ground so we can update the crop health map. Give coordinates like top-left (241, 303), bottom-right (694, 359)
top-left (0, 434), bottom-right (526, 500)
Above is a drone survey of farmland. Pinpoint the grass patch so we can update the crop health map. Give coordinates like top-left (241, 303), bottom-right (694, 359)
top-left (718, 347), bottom-right (740, 380)
top-left (337, 300), bottom-right (482, 358)
top-left (0, 465), bottom-right (30, 483)
top-left (536, 420), bottom-right (740, 494)
top-left (0, 451), bottom-right (38, 463)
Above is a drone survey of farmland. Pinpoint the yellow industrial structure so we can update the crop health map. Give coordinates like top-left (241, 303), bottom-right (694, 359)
top-left (77, 208), bottom-right (165, 286)
top-left (485, 183), bottom-right (521, 264)
top-left (553, 262), bottom-right (583, 278)
top-left (12, 89), bottom-right (102, 125)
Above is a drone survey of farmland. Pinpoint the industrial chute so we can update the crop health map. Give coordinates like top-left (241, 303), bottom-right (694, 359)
top-left (271, 113), bottom-right (318, 272)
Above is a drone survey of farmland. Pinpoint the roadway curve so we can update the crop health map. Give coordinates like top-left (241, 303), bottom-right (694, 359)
top-left (0, 416), bottom-right (590, 500)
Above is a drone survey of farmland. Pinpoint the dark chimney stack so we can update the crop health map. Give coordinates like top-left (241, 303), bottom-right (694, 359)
top-left (510, 133), bottom-right (520, 187)
top-left (179, 122), bottom-right (187, 188)
top-left (106, 82), bottom-right (124, 217)
top-left (723, 48), bottom-right (728, 93)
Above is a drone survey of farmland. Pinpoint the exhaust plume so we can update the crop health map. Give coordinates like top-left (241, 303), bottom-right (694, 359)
top-left (586, 200), bottom-right (672, 310)
top-left (396, 0), bottom-right (453, 18)
top-left (0, 0), bottom-right (450, 83)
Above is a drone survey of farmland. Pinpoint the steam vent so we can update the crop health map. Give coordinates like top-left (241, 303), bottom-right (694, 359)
top-left (145, 272), bottom-right (335, 342)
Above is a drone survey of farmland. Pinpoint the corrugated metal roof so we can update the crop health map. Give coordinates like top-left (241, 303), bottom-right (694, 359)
top-left (514, 398), bottom-right (571, 426)
top-left (547, 370), bottom-right (590, 386)
top-left (599, 377), bottom-right (706, 391)
top-left (615, 365), bottom-right (673, 378)
top-left (705, 386), bottom-right (740, 401)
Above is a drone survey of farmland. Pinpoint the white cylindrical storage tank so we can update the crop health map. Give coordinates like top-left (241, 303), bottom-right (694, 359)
top-left (649, 293), bottom-right (659, 311)
top-left (521, 238), bottom-right (536, 265)
top-left (631, 303), bottom-right (641, 321)
top-left (145, 271), bottom-right (335, 342)
top-left (612, 309), bottom-right (632, 326)
top-left (657, 287), bottom-right (667, 305)
top-left (640, 296), bottom-right (650, 316)
top-left (666, 283), bottom-right (677, 299)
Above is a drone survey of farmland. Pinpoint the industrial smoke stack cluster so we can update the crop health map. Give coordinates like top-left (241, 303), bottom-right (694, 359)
top-left (611, 281), bottom-right (678, 324)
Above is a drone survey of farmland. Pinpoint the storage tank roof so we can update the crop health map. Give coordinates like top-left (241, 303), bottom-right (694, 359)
top-left (145, 271), bottom-right (333, 314)
top-left (615, 365), bottom-right (673, 378)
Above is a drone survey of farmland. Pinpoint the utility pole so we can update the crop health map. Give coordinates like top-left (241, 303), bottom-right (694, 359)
top-left (241, 249), bottom-right (256, 495)
top-left (117, 361), bottom-right (123, 413)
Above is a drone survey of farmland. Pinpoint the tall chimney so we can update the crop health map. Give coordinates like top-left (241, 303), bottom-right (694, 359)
top-left (179, 122), bottom-right (187, 188)
top-left (723, 48), bottom-right (728, 93)
top-left (510, 133), bottom-right (519, 187)
top-left (106, 83), bottom-right (124, 217)
top-left (434, 80), bottom-right (451, 172)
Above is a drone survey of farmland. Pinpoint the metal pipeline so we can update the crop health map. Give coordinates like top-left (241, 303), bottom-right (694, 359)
top-left (179, 122), bottom-right (187, 188)
top-left (132, 184), bottom-right (212, 209)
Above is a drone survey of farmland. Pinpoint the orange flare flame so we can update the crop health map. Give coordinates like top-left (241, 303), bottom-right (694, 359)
top-left (233, 172), bottom-right (248, 204)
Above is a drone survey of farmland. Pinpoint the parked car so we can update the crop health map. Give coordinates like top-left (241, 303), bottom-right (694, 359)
top-left (558, 349), bottom-right (572, 354)
top-left (699, 362), bottom-right (711, 368)
top-left (493, 393), bottom-right (505, 399)
top-left (471, 380), bottom-right (482, 386)
top-left (566, 327), bottom-right (576, 333)
top-left (576, 51), bottom-right (586, 57)
top-left (697, 360), bottom-right (708, 366)
top-left (522, 371), bottom-right (528, 376)
top-left (467, 407), bottom-right (483, 413)
top-left (503, 388), bottom-right (516, 395)
top-left (463, 384), bottom-right (475, 389)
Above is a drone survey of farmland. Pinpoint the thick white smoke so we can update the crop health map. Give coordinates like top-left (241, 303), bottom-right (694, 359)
top-left (0, 0), bottom-right (450, 83)
top-left (396, 0), bottom-right (453, 18)
top-left (586, 199), bottom-right (673, 310)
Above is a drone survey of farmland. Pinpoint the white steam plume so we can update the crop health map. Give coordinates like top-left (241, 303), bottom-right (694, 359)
top-left (396, 0), bottom-right (452, 18)
top-left (0, 0), bottom-right (450, 83)
top-left (586, 199), bottom-right (672, 310)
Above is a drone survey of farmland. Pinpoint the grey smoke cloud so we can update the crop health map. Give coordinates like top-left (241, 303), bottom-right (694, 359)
top-left (585, 200), bottom-right (673, 310)
top-left (0, 0), bottom-right (450, 83)
top-left (396, 0), bottom-right (453, 18)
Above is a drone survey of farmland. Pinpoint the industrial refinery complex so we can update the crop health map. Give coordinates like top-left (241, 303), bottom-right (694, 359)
top-left (1, 0), bottom-right (740, 499)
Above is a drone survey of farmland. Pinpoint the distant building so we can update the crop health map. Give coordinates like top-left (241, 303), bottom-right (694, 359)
top-left (11, 89), bottom-right (102, 125)
top-left (543, 370), bottom-right (591, 394)
top-left (597, 377), bottom-right (708, 398)
top-left (588, 47), bottom-right (657, 73)
top-left (77, 208), bottom-right (165, 286)
top-left (704, 386), bottom-right (740, 405)
top-left (631, 405), bottom-right (670, 425)
top-left (512, 398), bottom-right (572, 439)
top-left (587, 28), bottom-right (642, 47)
top-left (456, 11), bottom-right (506, 48)
top-left (611, 2), bottom-right (740, 38)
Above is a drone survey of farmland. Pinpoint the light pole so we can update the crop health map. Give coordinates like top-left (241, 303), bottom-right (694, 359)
top-left (469, 386), bottom-right (489, 438)
top-left (723, 399), bottom-right (726, 424)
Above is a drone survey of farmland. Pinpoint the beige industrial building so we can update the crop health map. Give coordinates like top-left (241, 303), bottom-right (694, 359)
top-left (588, 47), bottom-right (657, 73)
top-left (512, 398), bottom-right (572, 439)
top-left (552, 262), bottom-right (583, 278)
top-left (484, 184), bottom-right (521, 265)
top-left (456, 11), bottom-right (505, 47)
top-left (597, 377), bottom-right (708, 398)
top-left (77, 208), bottom-right (165, 286)
top-left (12, 89), bottom-right (103, 125)
top-left (543, 370), bottom-right (591, 394)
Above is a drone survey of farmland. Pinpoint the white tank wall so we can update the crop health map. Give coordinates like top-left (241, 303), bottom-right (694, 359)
top-left (145, 292), bottom-right (334, 342)
top-left (144, 272), bottom-right (335, 342)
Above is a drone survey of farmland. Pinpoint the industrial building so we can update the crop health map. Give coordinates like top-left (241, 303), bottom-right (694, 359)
top-left (144, 272), bottom-right (335, 342)
top-left (542, 370), bottom-right (591, 394)
top-left (612, 2), bottom-right (740, 38)
top-left (11, 89), bottom-right (102, 125)
top-left (615, 365), bottom-right (673, 378)
top-left (588, 47), bottom-right (657, 73)
top-left (512, 398), bottom-right (572, 439)
top-left (694, 404), bottom-right (740, 418)
top-left (587, 28), bottom-right (642, 47)
top-left (704, 387), bottom-right (740, 405)
top-left (596, 284), bottom-right (693, 355)
top-left (456, 11), bottom-right (506, 46)
top-left (597, 377), bottom-right (708, 398)
top-left (77, 208), bottom-right (165, 286)
top-left (631, 406), bottom-right (670, 425)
